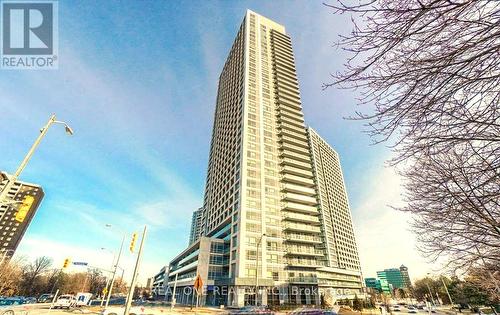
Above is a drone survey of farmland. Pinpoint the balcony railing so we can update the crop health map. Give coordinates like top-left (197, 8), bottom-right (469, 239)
top-left (282, 174), bottom-right (315, 187)
top-left (282, 202), bottom-right (318, 214)
top-left (280, 150), bottom-right (311, 163)
top-left (281, 165), bottom-right (313, 178)
top-left (283, 211), bottom-right (320, 225)
top-left (280, 158), bottom-right (312, 170)
top-left (286, 247), bottom-right (324, 256)
top-left (282, 183), bottom-right (316, 196)
top-left (289, 276), bottom-right (318, 284)
top-left (280, 135), bottom-right (309, 149)
top-left (282, 192), bottom-right (317, 206)
top-left (284, 222), bottom-right (321, 233)
top-left (285, 233), bottom-right (323, 243)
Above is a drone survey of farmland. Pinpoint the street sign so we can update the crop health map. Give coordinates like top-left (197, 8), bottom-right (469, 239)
top-left (193, 275), bottom-right (203, 293)
top-left (72, 261), bottom-right (88, 266)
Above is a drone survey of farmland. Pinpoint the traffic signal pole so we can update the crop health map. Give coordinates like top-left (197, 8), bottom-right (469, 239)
top-left (105, 235), bottom-right (125, 308)
top-left (124, 225), bottom-right (147, 315)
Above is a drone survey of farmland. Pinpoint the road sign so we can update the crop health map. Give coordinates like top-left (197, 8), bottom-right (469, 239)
top-left (193, 275), bottom-right (203, 292)
top-left (72, 261), bottom-right (88, 266)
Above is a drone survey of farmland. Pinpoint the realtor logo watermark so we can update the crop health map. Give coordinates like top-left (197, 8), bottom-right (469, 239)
top-left (1, 0), bottom-right (58, 69)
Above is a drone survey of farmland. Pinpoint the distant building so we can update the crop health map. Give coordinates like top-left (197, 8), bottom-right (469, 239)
top-left (400, 265), bottom-right (412, 288)
top-left (365, 277), bottom-right (391, 294)
top-left (188, 207), bottom-right (203, 245)
top-left (0, 172), bottom-right (44, 258)
top-left (151, 266), bottom-right (167, 299)
top-left (376, 265), bottom-right (412, 290)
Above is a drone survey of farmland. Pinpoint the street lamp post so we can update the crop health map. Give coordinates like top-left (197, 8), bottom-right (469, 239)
top-left (255, 233), bottom-right (266, 306)
top-left (103, 225), bottom-right (126, 308)
top-left (441, 277), bottom-right (453, 306)
top-left (0, 114), bottom-right (74, 206)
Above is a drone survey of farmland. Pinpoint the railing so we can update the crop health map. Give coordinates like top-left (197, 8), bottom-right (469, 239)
top-left (285, 233), bottom-right (322, 243)
top-left (284, 222), bottom-right (321, 233)
top-left (282, 173), bottom-right (315, 187)
top-left (282, 202), bottom-right (318, 214)
top-left (280, 158), bottom-right (312, 170)
top-left (283, 211), bottom-right (320, 224)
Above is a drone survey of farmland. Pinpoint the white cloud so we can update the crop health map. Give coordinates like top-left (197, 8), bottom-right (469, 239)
top-left (352, 166), bottom-right (436, 281)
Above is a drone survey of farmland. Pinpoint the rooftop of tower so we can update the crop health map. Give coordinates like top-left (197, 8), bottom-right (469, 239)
top-left (246, 9), bottom-right (286, 34)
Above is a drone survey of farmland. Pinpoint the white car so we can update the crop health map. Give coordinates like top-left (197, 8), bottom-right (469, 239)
top-left (53, 295), bottom-right (76, 309)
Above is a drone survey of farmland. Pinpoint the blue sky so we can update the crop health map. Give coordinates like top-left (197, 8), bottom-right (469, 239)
top-left (1, 1), bottom-right (433, 283)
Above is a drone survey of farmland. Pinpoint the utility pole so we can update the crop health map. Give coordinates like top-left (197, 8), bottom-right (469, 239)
top-left (255, 233), bottom-right (266, 306)
top-left (124, 225), bottom-right (147, 315)
top-left (171, 273), bottom-right (178, 311)
top-left (105, 235), bottom-right (125, 308)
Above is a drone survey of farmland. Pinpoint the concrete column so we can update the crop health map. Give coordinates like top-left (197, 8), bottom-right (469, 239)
top-left (261, 287), bottom-right (268, 306)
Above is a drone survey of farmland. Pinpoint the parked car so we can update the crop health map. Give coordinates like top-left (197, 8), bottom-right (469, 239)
top-left (407, 306), bottom-right (418, 313)
top-left (0, 298), bottom-right (28, 315)
top-left (52, 295), bottom-right (76, 309)
top-left (37, 294), bottom-right (54, 303)
top-left (391, 305), bottom-right (401, 312)
top-left (21, 298), bottom-right (36, 305)
top-left (0, 299), bottom-right (23, 307)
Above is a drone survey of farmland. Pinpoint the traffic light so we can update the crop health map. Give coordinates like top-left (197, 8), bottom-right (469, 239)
top-left (15, 195), bottom-right (34, 223)
top-left (63, 258), bottom-right (71, 268)
top-left (129, 232), bottom-right (138, 252)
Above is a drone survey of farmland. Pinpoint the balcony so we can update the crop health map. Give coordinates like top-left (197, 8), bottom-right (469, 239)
top-left (281, 165), bottom-right (313, 178)
top-left (285, 234), bottom-right (323, 244)
top-left (282, 174), bottom-right (315, 187)
top-left (282, 202), bottom-right (318, 214)
top-left (280, 113), bottom-right (305, 127)
top-left (286, 247), bottom-right (324, 257)
top-left (277, 103), bottom-right (303, 117)
top-left (289, 276), bottom-right (318, 284)
top-left (277, 85), bottom-right (301, 99)
top-left (276, 96), bottom-right (302, 111)
top-left (282, 183), bottom-right (316, 196)
top-left (278, 128), bottom-right (307, 143)
top-left (280, 135), bottom-right (309, 149)
top-left (273, 66), bottom-right (298, 82)
top-left (275, 74), bottom-right (299, 89)
top-left (286, 258), bottom-right (323, 268)
top-left (283, 211), bottom-right (320, 225)
top-left (274, 57), bottom-right (296, 73)
top-left (280, 158), bottom-right (312, 170)
top-left (278, 121), bottom-right (306, 135)
top-left (272, 42), bottom-right (294, 58)
top-left (280, 143), bottom-right (309, 158)
top-left (282, 192), bottom-right (317, 205)
top-left (284, 222), bottom-right (321, 233)
top-left (280, 150), bottom-right (311, 163)
top-left (274, 49), bottom-right (296, 65)
top-left (278, 117), bottom-right (304, 131)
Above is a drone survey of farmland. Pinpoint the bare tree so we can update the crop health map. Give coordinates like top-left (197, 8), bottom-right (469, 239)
top-left (87, 268), bottom-right (107, 296)
top-left (0, 257), bottom-right (23, 296)
top-left (19, 256), bottom-right (53, 296)
top-left (324, 0), bottom-right (500, 292)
